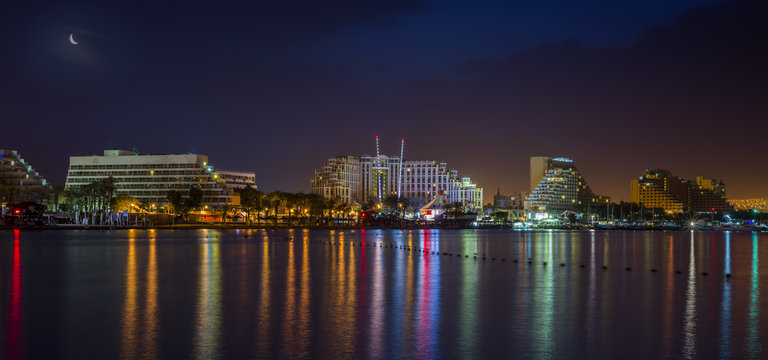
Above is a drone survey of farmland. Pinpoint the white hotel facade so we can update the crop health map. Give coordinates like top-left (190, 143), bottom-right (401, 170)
top-left (312, 154), bottom-right (483, 210)
top-left (65, 150), bottom-right (255, 206)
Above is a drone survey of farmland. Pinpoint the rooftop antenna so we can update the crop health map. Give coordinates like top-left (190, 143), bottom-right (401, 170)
top-left (398, 138), bottom-right (405, 199)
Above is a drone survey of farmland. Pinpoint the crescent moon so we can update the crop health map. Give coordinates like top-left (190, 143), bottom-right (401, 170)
top-left (69, 33), bottom-right (78, 45)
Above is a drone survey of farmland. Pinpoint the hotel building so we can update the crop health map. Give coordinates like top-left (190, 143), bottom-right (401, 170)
top-left (630, 169), bottom-right (730, 213)
top-left (65, 150), bottom-right (255, 206)
top-left (0, 149), bottom-right (49, 204)
top-left (311, 155), bottom-right (483, 210)
top-left (310, 156), bottom-right (362, 205)
top-left (525, 156), bottom-right (610, 217)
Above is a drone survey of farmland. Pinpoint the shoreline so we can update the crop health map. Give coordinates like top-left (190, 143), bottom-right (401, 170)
top-left (1, 224), bottom-right (765, 232)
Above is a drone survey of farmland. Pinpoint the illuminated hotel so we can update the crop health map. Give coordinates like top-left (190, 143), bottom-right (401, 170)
top-left (65, 149), bottom-right (255, 206)
top-left (0, 149), bottom-right (49, 204)
top-left (525, 156), bottom-right (610, 217)
top-left (310, 156), bottom-right (361, 205)
top-left (310, 138), bottom-right (483, 209)
top-left (630, 169), bottom-right (730, 213)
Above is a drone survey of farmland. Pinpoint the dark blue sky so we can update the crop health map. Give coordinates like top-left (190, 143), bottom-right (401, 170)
top-left (2, 0), bottom-right (766, 200)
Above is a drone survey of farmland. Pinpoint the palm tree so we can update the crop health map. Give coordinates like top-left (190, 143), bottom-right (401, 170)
top-left (49, 184), bottom-right (66, 212)
top-left (237, 185), bottom-right (262, 226)
top-left (99, 177), bottom-right (117, 224)
top-left (219, 204), bottom-right (230, 225)
top-left (443, 201), bottom-right (465, 217)
top-left (294, 192), bottom-right (311, 226)
top-left (254, 190), bottom-right (265, 226)
top-left (333, 198), bottom-right (351, 225)
top-left (266, 191), bottom-right (286, 226)
top-left (308, 193), bottom-right (327, 226)
top-left (284, 192), bottom-right (297, 226)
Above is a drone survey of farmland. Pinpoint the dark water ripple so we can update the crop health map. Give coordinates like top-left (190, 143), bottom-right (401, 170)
top-left (0, 229), bottom-right (766, 359)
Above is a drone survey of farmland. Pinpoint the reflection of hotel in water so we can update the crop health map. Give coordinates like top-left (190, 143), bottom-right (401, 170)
top-left (120, 230), bottom-right (159, 359)
top-left (5, 229), bottom-right (759, 358)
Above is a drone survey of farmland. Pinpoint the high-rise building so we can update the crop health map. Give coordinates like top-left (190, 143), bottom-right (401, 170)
top-left (525, 156), bottom-right (609, 216)
top-left (493, 189), bottom-right (526, 210)
top-left (630, 169), bottom-right (730, 213)
top-left (65, 150), bottom-right (255, 206)
top-left (530, 156), bottom-right (568, 193)
top-left (311, 154), bottom-right (483, 210)
top-left (360, 155), bottom-right (403, 202)
top-left (0, 149), bottom-right (49, 204)
top-left (692, 176), bottom-right (729, 212)
top-left (310, 156), bottom-right (361, 205)
top-left (448, 177), bottom-right (484, 209)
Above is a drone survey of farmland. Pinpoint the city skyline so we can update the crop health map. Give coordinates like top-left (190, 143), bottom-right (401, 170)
top-left (2, 2), bottom-right (768, 359)
top-left (2, 0), bottom-right (767, 201)
top-left (2, 145), bottom-right (762, 205)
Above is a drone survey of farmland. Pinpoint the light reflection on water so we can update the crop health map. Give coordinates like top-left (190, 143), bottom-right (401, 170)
top-left (1, 229), bottom-right (767, 359)
top-left (194, 230), bottom-right (222, 359)
top-left (458, 231), bottom-right (477, 359)
top-left (683, 231), bottom-right (697, 359)
top-left (119, 230), bottom-right (159, 360)
top-left (747, 232), bottom-right (761, 358)
top-left (720, 232), bottom-right (731, 359)
top-left (255, 231), bottom-right (271, 358)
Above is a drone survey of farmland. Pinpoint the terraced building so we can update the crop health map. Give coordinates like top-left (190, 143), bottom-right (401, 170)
top-left (524, 156), bottom-right (610, 218)
top-left (0, 149), bottom-right (49, 204)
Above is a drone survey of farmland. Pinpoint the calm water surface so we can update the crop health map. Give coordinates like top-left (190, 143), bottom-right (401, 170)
top-left (0, 229), bottom-right (766, 359)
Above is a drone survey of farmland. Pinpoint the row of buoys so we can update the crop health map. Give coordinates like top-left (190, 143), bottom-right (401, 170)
top-left (302, 239), bottom-right (733, 277)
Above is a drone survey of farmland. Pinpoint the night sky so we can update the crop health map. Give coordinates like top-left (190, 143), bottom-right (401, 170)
top-left (2, 0), bottom-right (766, 201)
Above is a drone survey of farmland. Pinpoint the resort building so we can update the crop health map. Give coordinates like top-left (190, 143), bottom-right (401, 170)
top-left (630, 169), bottom-right (731, 213)
top-left (493, 189), bottom-right (526, 211)
top-left (310, 156), bottom-right (361, 205)
top-left (65, 149), bottom-right (255, 206)
top-left (0, 149), bottom-right (49, 204)
top-left (311, 154), bottom-right (483, 210)
top-left (525, 156), bottom-right (610, 217)
top-left (217, 169), bottom-right (257, 190)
